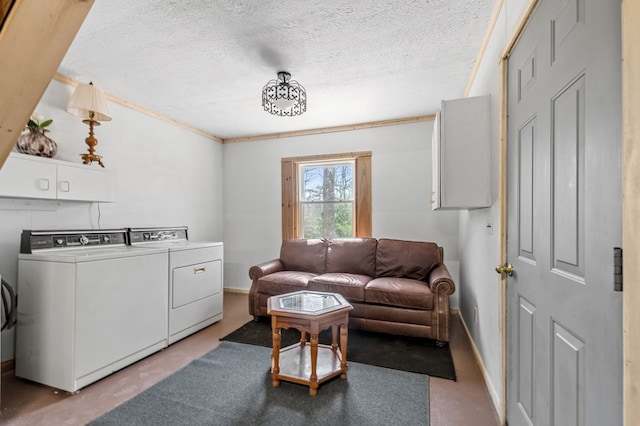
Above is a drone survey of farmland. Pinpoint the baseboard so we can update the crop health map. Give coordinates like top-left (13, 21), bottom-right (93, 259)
top-left (224, 287), bottom-right (249, 295)
top-left (458, 311), bottom-right (502, 422)
top-left (1, 358), bottom-right (14, 374)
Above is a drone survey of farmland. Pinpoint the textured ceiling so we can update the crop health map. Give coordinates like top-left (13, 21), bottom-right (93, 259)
top-left (58, 0), bottom-right (495, 140)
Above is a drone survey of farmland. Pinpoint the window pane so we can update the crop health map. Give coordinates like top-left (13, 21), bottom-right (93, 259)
top-left (301, 202), bottom-right (353, 238)
top-left (301, 164), bottom-right (353, 202)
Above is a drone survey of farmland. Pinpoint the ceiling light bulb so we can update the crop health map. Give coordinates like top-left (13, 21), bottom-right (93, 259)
top-left (274, 98), bottom-right (296, 110)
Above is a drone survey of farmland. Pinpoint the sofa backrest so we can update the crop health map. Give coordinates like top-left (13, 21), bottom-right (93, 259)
top-left (375, 238), bottom-right (441, 281)
top-left (326, 238), bottom-right (377, 276)
top-left (280, 238), bottom-right (327, 274)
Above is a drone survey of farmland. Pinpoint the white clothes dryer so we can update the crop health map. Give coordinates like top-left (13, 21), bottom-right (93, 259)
top-left (128, 227), bottom-right (223, 344)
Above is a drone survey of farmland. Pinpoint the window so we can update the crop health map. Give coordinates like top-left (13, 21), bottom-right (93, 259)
top-left (282, 152), bottom-right (371, 240)
top-left (299, 160), bottom-right (354, 238)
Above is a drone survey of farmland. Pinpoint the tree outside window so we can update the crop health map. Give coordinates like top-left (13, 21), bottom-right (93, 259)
top-left (299, 161), bottom-right (354, 238)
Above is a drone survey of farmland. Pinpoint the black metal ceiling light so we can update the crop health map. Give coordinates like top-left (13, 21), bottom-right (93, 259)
top-left (262, 71), bottom-right (306, 117)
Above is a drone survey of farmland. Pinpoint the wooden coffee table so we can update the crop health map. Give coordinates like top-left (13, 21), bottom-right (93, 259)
top-left (267, 290), bottom-right (353, 396)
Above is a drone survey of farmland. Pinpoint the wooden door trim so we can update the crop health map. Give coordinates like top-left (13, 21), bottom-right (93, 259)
top-left (498, 58), bottom-right (508, 425)
top-left (497, 1), bottom-right (540, 425)
top-left (622, 2), bottom-right (639, 424)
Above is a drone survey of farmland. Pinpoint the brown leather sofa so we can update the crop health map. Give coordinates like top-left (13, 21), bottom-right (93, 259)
top-left (248, 237), bottom-right (456, 344)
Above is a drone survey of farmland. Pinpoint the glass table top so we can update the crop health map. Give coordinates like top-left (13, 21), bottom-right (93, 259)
top-left (274, 291), bottom-right (349, 315)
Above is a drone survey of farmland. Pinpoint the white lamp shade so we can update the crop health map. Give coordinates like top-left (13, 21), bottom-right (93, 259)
top-left (67, 82), bottom-right (112, 121)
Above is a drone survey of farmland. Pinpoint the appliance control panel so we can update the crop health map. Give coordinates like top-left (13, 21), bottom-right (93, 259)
top-left (20, 229), bottom-right (128, 253)
top-left (128, 227), bottom-right (188, 245)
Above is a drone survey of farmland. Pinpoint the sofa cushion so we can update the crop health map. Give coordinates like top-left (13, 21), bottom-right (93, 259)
top-left (326, 238), bottom-right (377, 276)
top-left (256, 271), bottom-right (316, 294)
top-left (375, 238), bottom-right (440, 281)
top-left (280, 238), bottom-right (327, 274)
top-left (365, 277), bottom-right (434, 310)
top-left (308, 273), bottom-right (371, 302)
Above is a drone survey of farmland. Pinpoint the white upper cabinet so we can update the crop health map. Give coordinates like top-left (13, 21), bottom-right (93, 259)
top-left (0, 153), bottom-right (57, 199)
top-left (431, 95), bottom-right (491, 210)
top-left (0, 152), bottom-right (116, 202)
top-left (56, 161), bottom-right (116, 202)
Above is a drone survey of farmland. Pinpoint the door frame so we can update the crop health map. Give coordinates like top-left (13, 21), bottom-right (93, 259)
top-left (621, 2), bottom-right (640, 425)
top-left (496, 1), bottom-right (638, 425)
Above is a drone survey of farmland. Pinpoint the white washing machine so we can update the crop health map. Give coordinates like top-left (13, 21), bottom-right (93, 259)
top-left (128, 227), bottom-right (223, 344)
top-left (16, 229), bottom-right (169, 393)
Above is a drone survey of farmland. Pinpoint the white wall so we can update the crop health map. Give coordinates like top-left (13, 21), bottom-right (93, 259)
top-left (0, 79), bottom-right (224, 362)
top-left (223, 121), bottom-right (460, 307)
top-left (457, 0), bottom-right (533, 413)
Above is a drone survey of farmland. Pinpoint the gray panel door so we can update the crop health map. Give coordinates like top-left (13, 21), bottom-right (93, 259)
top-left (506, 0), bottom-right (622, 425)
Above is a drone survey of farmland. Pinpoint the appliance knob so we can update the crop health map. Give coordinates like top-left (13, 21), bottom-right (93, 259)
top-left (80, 235), bottom-right (89, 245)
top-left (56, 238), bottom-right (64, 246)
top-left (103, 235), bottom-right (110, 243)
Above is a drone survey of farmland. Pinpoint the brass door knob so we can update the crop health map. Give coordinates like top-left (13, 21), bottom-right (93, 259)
top-left (495, 263), bottom-right (514, 276)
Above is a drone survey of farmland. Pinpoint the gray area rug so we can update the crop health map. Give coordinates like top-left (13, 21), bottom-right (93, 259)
top-left (89, 341), bottom-right (429, 426)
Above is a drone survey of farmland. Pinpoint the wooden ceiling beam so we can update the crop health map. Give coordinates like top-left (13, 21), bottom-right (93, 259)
top-left (0, 0), bottom-right (94, 168)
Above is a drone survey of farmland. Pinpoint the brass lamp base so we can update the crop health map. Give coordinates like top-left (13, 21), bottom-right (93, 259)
top-left (81, 153), bottom-right (104, 168)
top-left (80, 118), bottom-right (105, 168)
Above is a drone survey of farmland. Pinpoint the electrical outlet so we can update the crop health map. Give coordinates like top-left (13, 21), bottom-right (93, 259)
top-left (473, 306), bottom-right (478, 324)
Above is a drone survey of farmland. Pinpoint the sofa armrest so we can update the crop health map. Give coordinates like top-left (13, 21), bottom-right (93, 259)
top-left (249, 259), bottom-right (284, 280)
top-left (248, 259), bottom-right (284, 317)
top-left (428, 264), bottom-right (456, 296)
top-left (428, 263), bottom-right (455, 343)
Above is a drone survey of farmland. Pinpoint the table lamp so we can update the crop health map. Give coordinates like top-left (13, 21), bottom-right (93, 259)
top-left (67, 81), bottom-right (111, 167)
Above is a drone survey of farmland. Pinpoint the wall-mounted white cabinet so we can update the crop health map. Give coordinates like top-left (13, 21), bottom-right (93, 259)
top-left (0, 152), bottom-right (116, 202)
top-left (431, 95), bottom-right (491, 210)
